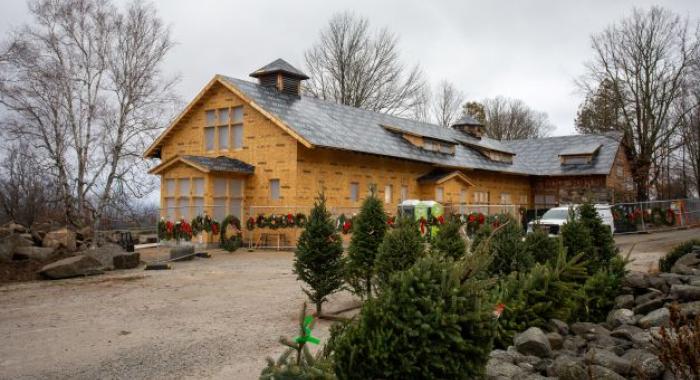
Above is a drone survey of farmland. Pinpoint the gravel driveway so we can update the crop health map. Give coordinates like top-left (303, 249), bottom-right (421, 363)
top-left (0, 249), bottom-right (355, 380)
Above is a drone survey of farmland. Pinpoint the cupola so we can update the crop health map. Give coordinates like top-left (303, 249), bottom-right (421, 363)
top-left (451, 115), bottom-right (485, 139)
top-left (249, 58), bottom-right (309, 96)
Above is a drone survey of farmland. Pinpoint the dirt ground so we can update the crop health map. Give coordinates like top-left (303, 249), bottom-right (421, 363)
top-left (0, 227), bottom-right (697, 379)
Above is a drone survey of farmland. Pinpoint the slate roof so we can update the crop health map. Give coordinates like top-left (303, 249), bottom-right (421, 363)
top-left (452, 115), bottom-right (482, 126)
top-left (212, 76), bottom-right (621, 177)
top-left (559, 142), bottom-right (603, 156)
top-left (182, 155), bottom-right (255, 174)
top-left (249, 58), bottom-right (309, 80)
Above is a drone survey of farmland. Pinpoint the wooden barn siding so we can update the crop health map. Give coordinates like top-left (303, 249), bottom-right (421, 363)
top-left (605, 146), bottom-right (635, 202)
top-left (157, 82), bottom-right (298, 219)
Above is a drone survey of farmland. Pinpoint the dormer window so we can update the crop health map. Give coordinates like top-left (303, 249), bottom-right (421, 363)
top-left (422, 138), bottom-right (455, 154)
top-left (559, 143), bottom-right (601, 166)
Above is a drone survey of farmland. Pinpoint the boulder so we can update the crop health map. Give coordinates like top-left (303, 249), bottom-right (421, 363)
top-left (0, 233), bottom-right (34, 262)
top-left (606, 309), bottom-right (635, 329)
top-left (638, 307), bottom-right (670, 329)
top-left (546, 332), bottom-right (563, 350)
top-left (562, 335), bottom-right (587, 353)
top-left (613, 294), bottom-right (635, 309)
top-left (622, 349), bottom-right (664, 380)
top-left (610, 324), bottom-right (644, 341)
top-left (647, 276), bottom-right (669, 293)
top-left (514, 327), bottom-right (552, 358)
top-left (635, 289), bottom-right (664, 305)
top-left (570, 322), bottom-right (610, 337)
top-left (3, 222), bottom-right (26, 233)
top-left (113, 252), bottom-right (140, 270)
top-left (634, 297), bottom-right (666, 315)
top-left (485, 359), bottom-right (527, 379)
top-left (43, 228), bottom-right (77, 252)
top-left (84, 243), bottom-right (127, 270)
top-left (39, 255), bottom-right (103, 279)
top-left (76, 226), bottom-right (93, 241)
top-left (588, 365), bottom-right (627, 380)
top-left (670, 251), bottom-right (700, 275)
top-left (549, 355), bottom-right (586, 380)
top-left (679, 301), bottom-right (700, 318)
top-left (669, 284), bottom-right (700, 301)
top-left (624, 272), bottom-right (649, 289)
top-left (585, 348), bottom-right (631, 375)
top-left (12, 246), bottom-right (56, 261)
top-left (548, 318), bottom-right (569, 335)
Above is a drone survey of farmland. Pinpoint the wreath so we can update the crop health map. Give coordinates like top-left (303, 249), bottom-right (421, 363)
top-left (267, 214), bottom-right (281, 230)
top-left (158, 218), bottom-right (173, 240)
top-left (246, 217), bottom-right (256, 231)
top-left (342, 218), bottom-right (352, 234)
top-left (285, 213), bottom-right (295, 228)
top-left (295, 213), bottom-right (307, 228)
top-left (191, 215), bottom-right (205, 236)
top-left (220, 215), bottom-right (242, 246)
top-left (256, 214), bottom-right (267, 229)
top-left (387, 215), bottom-right (396, 228)
top-left (173, 219), bottom-right (193, 241)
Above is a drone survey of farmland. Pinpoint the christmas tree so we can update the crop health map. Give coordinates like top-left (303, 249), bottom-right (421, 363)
top-left (294, 193), bottom-right (344, 316)
top-left (431, 216), bottom-right (467, 259)
top-left (374, 218), bottom-right (424, 287)
top-left (345, 185), bottom-right (387, 299)
top-left (577, 201), bottom-right (617, 274)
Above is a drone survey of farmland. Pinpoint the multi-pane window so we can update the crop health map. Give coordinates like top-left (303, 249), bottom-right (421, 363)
top-left (500, 192), bottom-right (512, 205)
top-left (204, 106), bottom-right (243, 151)
top-left (178, 179), bottom-right (191, 220)
top-left (400, 185), bottom-right (408, 201)
top-left (230, 178), bottom-right (244, 219)
top-left (474, 191), bottom-right (489, 204)
top-left (384, 184), bottom-right (393, 204)
top-left (350, 182), bottom-right (359, 202)
top-left (519, 194), bottom-right (528, 207)
top-left (164, 179), bottom-right (176, 219)
top-left (213, 178), bottom-right (228, 220)
top-left (616, 166), bottom-right (623, 177)
top-left (435, 187), bottom-right (444, 202)
top-left (270, 179), bottom-right (280, 200)
top-left (193, 178), bottom-right (205, 216)
top-left (460, 189), bottom-right (467, 204)
top-left (534, 194), bottom-right (557, 208)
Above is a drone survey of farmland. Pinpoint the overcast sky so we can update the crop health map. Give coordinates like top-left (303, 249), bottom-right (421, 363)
top-left (2, 0), bottom-right (699, 135)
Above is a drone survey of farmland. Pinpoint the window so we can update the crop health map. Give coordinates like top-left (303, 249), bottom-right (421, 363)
top-left (400, 185), bottom-right (408, 201)
top-left (232, 124), bottom-right (243, 149)
top-left (165, 197), bottom-right (176, 220)
top-left (460, 189), bottom-right (467, 204)
top-left (205, 127), bottom-right (215, 151)
top-left (270, 179), bottom-right (280, 200)
top-left (616, 166), bottom-right (623, 177)
top-left (218, 125), bottom-right (229, 150)
top-left (165, 179), bottom-right (176, 196)
top-left (435, 187), bottom-right (444, 202)
top-left (500, 192), bottom-right (512, 205)
top-left (229, 178), bottom-right (244, 220)
top-left (177, 179), bottom-right (191, 219)
top-left (213, 178), bottom-right (227, 220)
top-left (384, 184), bottom-right (393, 204)
top-left (350, 182), bottom-right (359, 202)
top-left (519, 194), bottom-right (528, 206)
top-left (534, 194), bottom-right (557, 208)
top-left (474, 191), bottom-right (489, 204)
top-left (192, 178), bottom-right (204, 216)
top-left (562, 155), bottom-right (590, 165)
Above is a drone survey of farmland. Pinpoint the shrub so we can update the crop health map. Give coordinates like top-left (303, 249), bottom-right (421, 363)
top-left (332, 254), bottom-right (495, 380)
top-left (652, 304), bottom-right (700, 380)
top-left (578, 202), bottom-right (618, 274)
top-left (560, 207), bottom-right (595, 261)
top-left (492, 249), bottom-right (587, 348)
top-left (345, 186), bottom-right (388, 299)
top-left (374, 218), bottom-right (424, 287)
top-left (659, 239), bottom-right (700, 272)
top-left (260, 303), bottom-right (336, 380)
top-left (294, 193), bottom-right (345, 315)
top-left (578, 268), bottom-right (622, 323)
top-left (430, 216), bottom-right (466, 259)
top-left (522, 227), bottom-right (560, 264)
top-left (483, 215), bottom-right (532, 276)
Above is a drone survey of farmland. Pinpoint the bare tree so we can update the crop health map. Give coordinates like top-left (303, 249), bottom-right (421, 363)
top-left (431, 80), bottom-right (464, 127)
top-left (0, 0), bottom-right (178, 241)
top-left (578, 7), bottom-right (700, 201)
top-left (304, 12), bottom-right (426, 117)
top-left (464, 96), bottom-right (553, 140)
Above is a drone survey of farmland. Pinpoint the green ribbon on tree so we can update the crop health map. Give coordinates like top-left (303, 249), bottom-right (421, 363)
top-left (294, 315), bottom-right (320, 345)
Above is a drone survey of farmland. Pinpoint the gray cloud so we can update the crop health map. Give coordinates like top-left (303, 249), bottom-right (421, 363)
top-left (1, 0), bottom-right (699, 135)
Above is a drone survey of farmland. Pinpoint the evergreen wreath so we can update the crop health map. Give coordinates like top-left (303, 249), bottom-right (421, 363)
top-left (191, 215), bottom-right (205, 236)
top-left (664, 208), bottom-right (675, 226)
top-left (267, 214), bottom-right (281, 230)
top-left (294, 213), bottom-right (307, 228)
top-left (246, 216), bottom-right (256, 231)
top-left (285, 213), bottom-right (295, 228)
top-left (256, 214), bottom-right (267, 229)
top-left (220, 215), bottom-right (242, 246)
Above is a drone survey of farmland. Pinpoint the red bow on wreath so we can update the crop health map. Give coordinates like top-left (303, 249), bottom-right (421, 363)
top-left (436, 215), bottom-right (445, 225)
top-left (419, 217), bottom-right (427, 235)
top-left (287, 213), bottom-right (295, 224)
top-left (342, 220), bottom-right (352, 234)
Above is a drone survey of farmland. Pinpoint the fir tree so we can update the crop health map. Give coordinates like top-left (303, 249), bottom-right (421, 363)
top-left (484, 215), bottom-right (532, 276)
top-left (374, 218), bottom-right (424, 287)
top-left (431, 216), bottom-right (467, 259)
top-left (522, 227), bottom-right (560, 264)
top-left (345, 186), bottom-right (387, 298)
top-left (560, 207), bottom-right (595, 262)
top-left (294, 193), bottom-right (344, 315)
top-left (578, 201), bottom-right (617, 274)
top-left (332, 254), bottom-right (495, 379)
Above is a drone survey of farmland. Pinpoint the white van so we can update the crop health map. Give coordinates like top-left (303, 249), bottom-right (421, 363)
top-left (526, 204), bottom-right (615, 236)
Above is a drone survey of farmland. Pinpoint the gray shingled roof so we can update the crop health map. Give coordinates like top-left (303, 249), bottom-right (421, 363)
top-left (219, 76), bottom-right (620, 177)
top-left (249, 58), bottom-right (309, 80)
top-left (182, 155), bottom-right (255, 174)
top-left (559, 142), bottom-right (603, 156)
top-left (452, 115), bottom-right (482, 126)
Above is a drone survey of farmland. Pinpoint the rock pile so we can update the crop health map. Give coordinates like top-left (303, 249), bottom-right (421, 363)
top-left (487, 246), bottom-right (700, 380)
top-left (0, 221), bottom-right (140, 280)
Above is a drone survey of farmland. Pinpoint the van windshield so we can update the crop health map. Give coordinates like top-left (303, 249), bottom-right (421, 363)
top-left (541, 208), bottom-right (570, 220)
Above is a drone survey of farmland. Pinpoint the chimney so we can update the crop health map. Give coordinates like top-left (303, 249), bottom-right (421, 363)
top-left (451, 115), bottom-right (485, 139)
top-left (249, 58), bottom-right (309, 97)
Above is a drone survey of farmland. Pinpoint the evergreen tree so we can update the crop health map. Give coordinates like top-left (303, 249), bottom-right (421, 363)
top-left (375, 218), bottom-right (424, 287)
top-left (345, 186), bottom-right (387, 298)
top-left (522, 227), bottom-right (560, 264)
top-left (578, 201), bottom-right (618, 274)
top-left (333, 254), bottom-right (495, 379)
top-left (294, 193), bottom-right (344, 315)
top-left (560, 207), bottom-right (595, 262)
top-left (484, 215), bottom-right (532, 276)
top-left (431, 217), bottom-right (467, 259)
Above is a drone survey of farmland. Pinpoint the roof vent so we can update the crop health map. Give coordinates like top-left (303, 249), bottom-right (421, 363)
top-left (451, 115), bottom-right (485, 139)
top-left (249, 58), bottom-right (309, 97)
